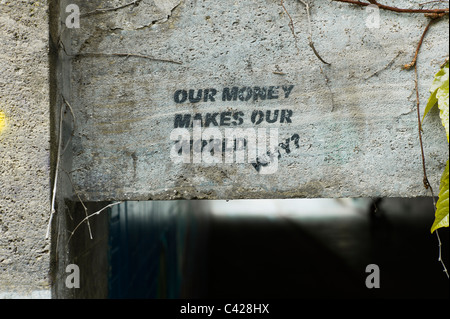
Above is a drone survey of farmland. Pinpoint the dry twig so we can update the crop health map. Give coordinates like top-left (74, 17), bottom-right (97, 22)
top-left (62, 169), bottom-right (93, 240)
top-left (436, 230), bottom-right (450, 278)
top-left (67, 202), bottom-right (123, 244)
top-left (280, 0), bottom-right (330, 64)
top-left (73, 52), bottom-right (183, 65)
top-left (81, 0), bottom-right (142, 17)
top-left (332, 0), bottom-right (449, 14)
top-left (298, 0), bottom-right (330, 64)
top-left (58, 38), bottom-right (182, 65)
top-left (404, 14), bottom-right (446, 70)
top-left (46, 96), bottom-right (76, 239)
top-left (413, 64), bottom-right (433, 192)
top-left (46, 101), bottom-right (65, 239)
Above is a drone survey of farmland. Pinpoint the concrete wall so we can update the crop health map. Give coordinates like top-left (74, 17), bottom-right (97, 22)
top-left (63, 0), bottom-right (448, 201)
top-left (0, 0), bottom-right (448, 299)
top-left (0, 0), bottom-right (51, 297)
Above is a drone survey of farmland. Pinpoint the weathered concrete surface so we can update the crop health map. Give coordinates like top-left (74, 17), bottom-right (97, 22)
top-left (62, 0), bottom-right (449, 201)
top-left (0, 1), bottom-right (51, 295)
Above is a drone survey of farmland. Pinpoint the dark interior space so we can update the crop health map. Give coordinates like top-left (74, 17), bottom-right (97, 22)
top-left (202, 198), bottom-right (449, 299)
top-left (205, 215), bottom-right (369, 298)
top-left (107, 198), bottom-right (449, 299)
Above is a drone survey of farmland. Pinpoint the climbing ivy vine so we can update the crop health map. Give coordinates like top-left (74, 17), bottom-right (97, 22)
top-left (324, 0), bottom-right (449, 278)
top-left (423, 61), bottom-right (449, 234)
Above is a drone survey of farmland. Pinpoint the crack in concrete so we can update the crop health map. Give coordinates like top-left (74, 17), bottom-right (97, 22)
top-left (135, 0), bottom-right (182, 30)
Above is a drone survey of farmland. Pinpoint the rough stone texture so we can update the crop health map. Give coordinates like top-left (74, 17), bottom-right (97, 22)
top-left (62, 0), bottom-right (449, 201)
top-left (0, 0), bottom-right (51, 295)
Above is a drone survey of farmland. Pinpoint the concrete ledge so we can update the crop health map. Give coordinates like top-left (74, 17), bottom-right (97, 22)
top-left (58, 0), bottom-right (448, 200)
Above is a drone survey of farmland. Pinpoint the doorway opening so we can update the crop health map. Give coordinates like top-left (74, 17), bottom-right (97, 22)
top-left (102, 198), bottom-right (449, 299)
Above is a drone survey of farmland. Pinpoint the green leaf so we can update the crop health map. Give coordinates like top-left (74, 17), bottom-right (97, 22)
top-left (431, 160), bottom-right (449, 233)
top-left (436, 77), bottom-right (449, 142)
top-left (430, 63), bottom-right (448, 94)
top-left (423, 90), bottom-right (437, 121)
top-left (423, 61), bottom-right (449, 142)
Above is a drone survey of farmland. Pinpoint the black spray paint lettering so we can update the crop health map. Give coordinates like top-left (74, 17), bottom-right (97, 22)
top-left (250, 109), bottom-right (292, 125)
top-left (174, 85), bottom-right (295, 104)
top-left (174, 112), bottom-right (245, 128)
top-left (252, 133), bottom-right (300, 172)
top-left (175, 138), bottom-right (280, 166)
top-left (174, 89), bottom-right (218, 103)
top-left (278, 133), bottom-right (300, 154)
top-left (222, 86), bottom-right (294, 102)
top-left (174, 110), bottom-right (292, 128)
top-left (171, 84), bottom-right (296, 173)
top-left (171, 126), bottom-right (280, 174)
top-left (281, 85), bottom-right (294, 98)
top-left (176, 138), bottom-right (249, 156)
top-left (172, 133), bottom-right (302, 173)
top-left (252, 150), bottom-right (282, 172)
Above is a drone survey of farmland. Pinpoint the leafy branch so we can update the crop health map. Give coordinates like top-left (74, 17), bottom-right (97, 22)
top-left (329, 0), bottom-right (449, 277)
top-left (422, 61), bottom-right (449, 278)
top-left (423, 61), bottom-right (449, 233)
